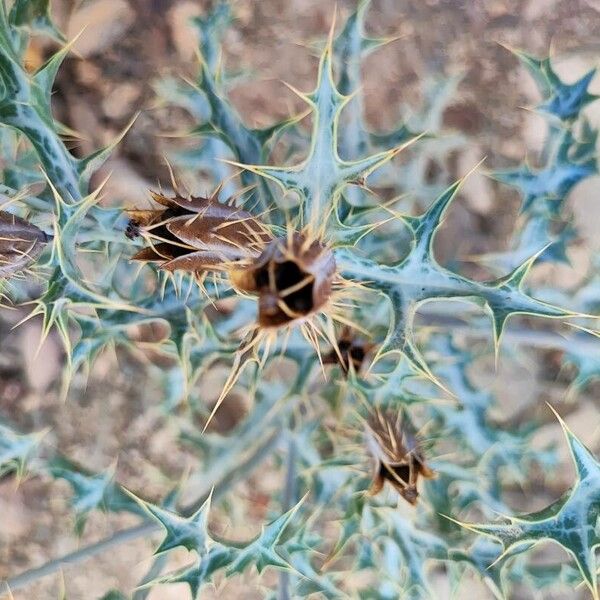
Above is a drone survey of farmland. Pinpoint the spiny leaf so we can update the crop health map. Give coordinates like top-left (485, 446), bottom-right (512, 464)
top-left (49, 458), bottom-right (144, 534)
top-left (0, 423), bottom-right (44, 477)
top-left (508, 47), bottom-right (598, 121)
top-left (335, 177), bottom-right (577, 385)
top-left (9, 0), bottom-right (63, 41)
top-left (32, 35), bottom-right (80, 112)
top-left (562, 328), bottom-right (600, 396)
top-left (145, 546), bottom-right (234, 600)
top-left (231, 37), bottom-right (421, 228)
top-left (335, 0), bottom-right (390, 161)
top-left (144, 498), bottom-right (305, 598)
top-left (77, 114), bottom-right (139, 193)
top-left (493, 128), bottom-right (597, 213)
top-left (191, 1), bottom-right (231, 72)
top-left (479, 218), bottom-right (576, 273)
top-left (334, 0), bottom-right (389, 97)
top-left (379, 509), bottom-right (448, 599)
top-left (448, 538), bottom-right (509, 600)
top-left (132, 491), bottom-right (213, 556)
top-left (225, 497), bottom-right (305, 575)
top-left (453, 407), bottom-right (600, 599)
top-left (401, 177), bottom-right (464, 262)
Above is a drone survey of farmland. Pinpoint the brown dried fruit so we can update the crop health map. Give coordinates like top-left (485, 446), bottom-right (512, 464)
top-left (126, 192), bottom-right (271, 274)
top-left (323, 326), bottom-right (374, 374)
top-left (0, 211), bottom-right (48, 279)
top-left (127, 194), bottom-right (338, 330)
top-left (230, 233), bottom-right (336, 328)
top-left (365, 409), bottom-right (434, 505)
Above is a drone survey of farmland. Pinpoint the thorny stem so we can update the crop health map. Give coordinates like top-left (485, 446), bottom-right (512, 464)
top-left (0, 315), bottom-right (587, 593)
top-left (1, 431), bottom-right (282, 596)
top-left (278, 435), bottom-right (298, 600)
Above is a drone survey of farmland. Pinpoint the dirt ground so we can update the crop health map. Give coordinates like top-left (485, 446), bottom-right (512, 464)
top-left (1, 0), bottom-right (600, 598)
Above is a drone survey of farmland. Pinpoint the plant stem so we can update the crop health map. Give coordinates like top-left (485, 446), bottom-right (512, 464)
top-left (132, 553), bottom-right (169, 600)
top-left (0, 184), bottom-right (50, 212)
top-left (278, 435), bottom-right (297, 600)
top-left (3, 523), bottom-right (156, 595)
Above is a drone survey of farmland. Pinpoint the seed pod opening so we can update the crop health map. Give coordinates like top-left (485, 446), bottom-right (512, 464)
top-left (231, 233), bottom-right (336, 328)
top-left (0, 211), bottom-right (48, 279)
top-left (126, 193), bottom-right (271, 274)
top-left (365, 409), bottom-right (434, 505)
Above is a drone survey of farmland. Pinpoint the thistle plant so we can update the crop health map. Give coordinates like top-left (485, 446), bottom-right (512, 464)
top-left (1, 1), bottom-right (600, 599)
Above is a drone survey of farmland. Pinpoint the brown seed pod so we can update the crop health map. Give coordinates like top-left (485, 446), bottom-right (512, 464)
top-left (323, 326), bottom-right (374, 374)
top-left (230, 233), bottom-right (336, 328)
top-left (126, 192), bottom-right (271, 274)
top-left (0, 211), bottom-right (48, 279)
top-left (365, 408), bottom-right (435, 505)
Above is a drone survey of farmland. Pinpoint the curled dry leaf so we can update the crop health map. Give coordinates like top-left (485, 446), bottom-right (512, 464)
top-left (365, 408), bottom-right (435, 505)
top-left (0, 211), bottom-right (48, 279)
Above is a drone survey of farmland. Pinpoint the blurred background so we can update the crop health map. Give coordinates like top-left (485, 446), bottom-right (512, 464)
top-left (1, 0), bottom-right (600, 598)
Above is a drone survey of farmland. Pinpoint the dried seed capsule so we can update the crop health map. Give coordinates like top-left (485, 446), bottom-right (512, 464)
top-left (126, 192), bottom-right (271, 274)
top-left (127, 193), bottom-right (338, 330)
top-left (365, 409), bottom-right (434, 505)
top-left (323, 326), bottom-right (374, 374)
top-left (0, 211), bottom-right (48, 279)
top-left (230, 233), bottom-right (336, 328)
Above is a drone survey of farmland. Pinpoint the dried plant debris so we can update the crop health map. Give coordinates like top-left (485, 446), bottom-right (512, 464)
top-left (365, 409), bottom-right (435, 505)
top-left (127, 192), bottom-right (271, 274)
top-left (127, 194), bottom-right (337, 329)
